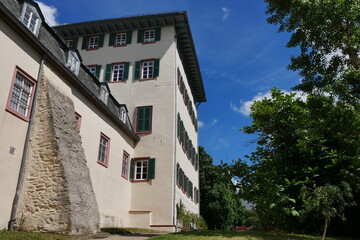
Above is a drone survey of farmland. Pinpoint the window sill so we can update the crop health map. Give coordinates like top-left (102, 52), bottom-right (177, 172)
top-left (142, 41), bottom-right (156, 44)
top-left (136, 131), bottom-right (152, 134)
top-left (109, 80), bottom-right (126, 83)
top-left (121, 174), bottom-right (128, 180)
top-left (86, 48), bottom-right (99, 51)
top-left (97, 161), bottom-right (108, 168)
top-left (132, 179), bottom-right (149, 183)
top-left (113, 44), bottom-right (127, 48)
top-left (139, 77), bottom-right (156, 81)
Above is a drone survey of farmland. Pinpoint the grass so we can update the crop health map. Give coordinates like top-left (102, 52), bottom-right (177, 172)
top-left (149, 230), bottom-right (358, 240)
top-left (0, 230), bottom-right (68, 240)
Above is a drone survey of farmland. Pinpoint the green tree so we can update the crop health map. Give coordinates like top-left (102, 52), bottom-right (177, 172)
top-left (300, 182), bottom-right (354, 240)
top-left (237, 89), bottom-right (360, 232)
top-left (199, 146), bottom-right (245, 230)
top-left (265, 0), bottom-right (360, 94)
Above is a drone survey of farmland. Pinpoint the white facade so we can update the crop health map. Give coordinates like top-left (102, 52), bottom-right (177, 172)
top-left (0, 0), bottom-right (205, 233)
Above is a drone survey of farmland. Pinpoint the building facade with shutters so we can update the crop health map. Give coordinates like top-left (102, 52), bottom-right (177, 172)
top-left (0, 0), bottom-right (206, 233)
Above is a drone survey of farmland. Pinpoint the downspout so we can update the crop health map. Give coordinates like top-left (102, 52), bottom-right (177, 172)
top-left (172, 30), bottom-right (178, 231)
top-left (8, 56), bottom-right (46, 231)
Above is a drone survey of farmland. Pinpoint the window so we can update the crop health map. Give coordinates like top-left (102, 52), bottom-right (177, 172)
top-left (104, 63), bottom-right (129, 82)
top-left (122, 151), bottom-right (130, 179)
top-left (65, 38), bottom-right (78, 48)
top-left (65, 39), bottom-right (73, 47)
top-left (88, 36), bottom-right (99, 49)
top-left (134, 59), bottom-right (160, 80)
top-left (81, 35), bottom-right (105, 50)
top-left (87, 65), bottom-right (101, 79)
top-left (115, 33), bottom-right (126, 46)
top-left (144, 29), bottom-right (155, 43)
top-left (142, 61), bottom-right (154, 79)
top-left (66, 51), bottom-right (80, 76)
top-left (130, 158), bottom-right (155, 181)
top-left (75, 112), bottom-right (81, 132)
top-left (97, 133), bottom-right (110, 167)
top-left (109, 31), bottom-right (132, 46)
top-left (136, 106), bottom-right (153, 133)
top-left (137, 28), bottom-right (161, 43)
top-left (112, 64), bottom-right (125, 81)
top-left (21, 4), bottom-right (41, 35)
top-left (6, 67), bottom-right (36, 121)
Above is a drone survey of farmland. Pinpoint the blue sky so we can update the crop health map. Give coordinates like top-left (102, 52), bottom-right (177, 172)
top-left (37, 0), bottom-right (301, 165)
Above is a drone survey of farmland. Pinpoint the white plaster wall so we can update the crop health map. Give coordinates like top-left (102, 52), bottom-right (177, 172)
top-left (0, 18), bottom-right (41, 229)
top-left (42, 65), bottom-right (136, 228)
top-left (175, 51), bottom-right (200, 215)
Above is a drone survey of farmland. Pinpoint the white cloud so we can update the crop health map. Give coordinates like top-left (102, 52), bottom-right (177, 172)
top-left (35, 1), bottom-right (59, 26)
top-left (219, 138), bottom-right (230, 147)
top-left (210, 119), bottom-right (218, 126)
top-left (231, 90), bottom-right (307, 116)
top-left (221, 7), bottom-right (230, 21)
top-left (198, 120), bottom-right (204, 128)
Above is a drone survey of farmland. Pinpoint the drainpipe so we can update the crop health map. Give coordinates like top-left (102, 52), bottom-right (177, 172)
top-left (8, 56), bottom-right (46, 231)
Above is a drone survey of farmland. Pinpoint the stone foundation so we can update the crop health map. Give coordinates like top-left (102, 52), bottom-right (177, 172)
top-left (17, 73), bottom-right (100, 234)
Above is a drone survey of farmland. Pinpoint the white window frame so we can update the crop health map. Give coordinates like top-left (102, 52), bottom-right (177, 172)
top-left (98, 133), bottom-right (110, 167)
top-left (112, 64), bottom-right (125, 82)
top-left (115, 33), bottom-right (127, 46)
top-left (88, 36), bottom-right (99, 49)
top-left (142, 61), bottom-right (154, 79)
top-left (144, 29), bottom-right (155, 43)
top-left (65, 39), bottom-right (73, 48)
top-left (121, 151), bottom-right (130, 179)
top-left (87, 66), bottom-right (97, 76)
top-left (135, 159), bottom-right (148, 180)
top-left (66, 51), bottom-right (80, 76)
top-left (21, 4), bottom-right (41, 35)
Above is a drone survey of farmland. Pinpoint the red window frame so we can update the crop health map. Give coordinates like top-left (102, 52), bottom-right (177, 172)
top-left (121, 150), bottom-right (130, 179)
top-left (6, 66), bottom-right (37, 122)
top-left (97, 132), bottom-right (110, 167)
top-left (75, 112), bottom-right (82, 132)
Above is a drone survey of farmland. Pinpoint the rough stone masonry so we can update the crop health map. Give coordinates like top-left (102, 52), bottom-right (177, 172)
top-left (16, 73), bottom-right (100, 234)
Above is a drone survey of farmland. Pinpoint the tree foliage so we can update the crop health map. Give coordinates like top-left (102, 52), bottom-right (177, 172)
top-left (265, 0), bottom-right (360, 94)
top-left (199, 146), bottom-right (245, 230)
top-left (236, 89), bottom-right (360, 234)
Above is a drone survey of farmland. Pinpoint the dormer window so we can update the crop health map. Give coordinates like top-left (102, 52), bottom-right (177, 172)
top-left (21, 3), bottom-right (41, 35)
top-left (120, 107), bottom-right (127, 124)
top-left (99, 85), bottom-right (109, 105)
top-left (66, 50), bottom-right (80, 76)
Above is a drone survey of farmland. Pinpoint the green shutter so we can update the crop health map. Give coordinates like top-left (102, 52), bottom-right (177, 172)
top-left (136, 106), bottom-right (152, 132)
top-left (81, 36), bottom-right (89, 49)
top-left (137, 29), bottom-right (144, 43)
top-left (109, 32), bottom-right (115, 46)
top-left (134, 61), bottom-right (141, 80)
top-left (180, 169), bottom-right (184, 189)
top-left (123, 62), bottom-right (130, 81)
top-left (155, 27), bottom-right (161, 41)
top-left (130, 158), bottom-right (134, 180)
top-left (154, 58), bottom-right (160, 77)
top-left (149, 158), bottom-right (155, 179)
top-left (72, 38), bottom-right (79, 48)
top-left (177, 113), bottom-right (180, 138)
top-left (180, 120), bottom-right (184, 146)
top-left (126, 31), bottom-right (132, 44)
top-left (177, 163), bottom-right (180, 186)
top-left (99, 34), bottom-right (105, 48)
top-left (104, 64), bottom-right (112, 82)
top-left (95, 65), bottom-right (102, 79)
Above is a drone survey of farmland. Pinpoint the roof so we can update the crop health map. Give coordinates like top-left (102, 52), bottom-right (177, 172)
top-left (54, 11), bottom-right (206, 103)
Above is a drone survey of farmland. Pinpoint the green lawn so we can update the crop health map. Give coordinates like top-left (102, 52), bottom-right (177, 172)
top-left (149, 230), bottom-right (357, 240)
top-left (0, 230), bottom-right (68, 240)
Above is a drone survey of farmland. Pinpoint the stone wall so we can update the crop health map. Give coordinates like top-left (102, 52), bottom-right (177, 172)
top-left (17, 73), bottom-right (100, 234)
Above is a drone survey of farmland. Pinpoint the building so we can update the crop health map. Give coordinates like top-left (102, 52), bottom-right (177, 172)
top-left (0, 0), bottom-right (206, 233)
